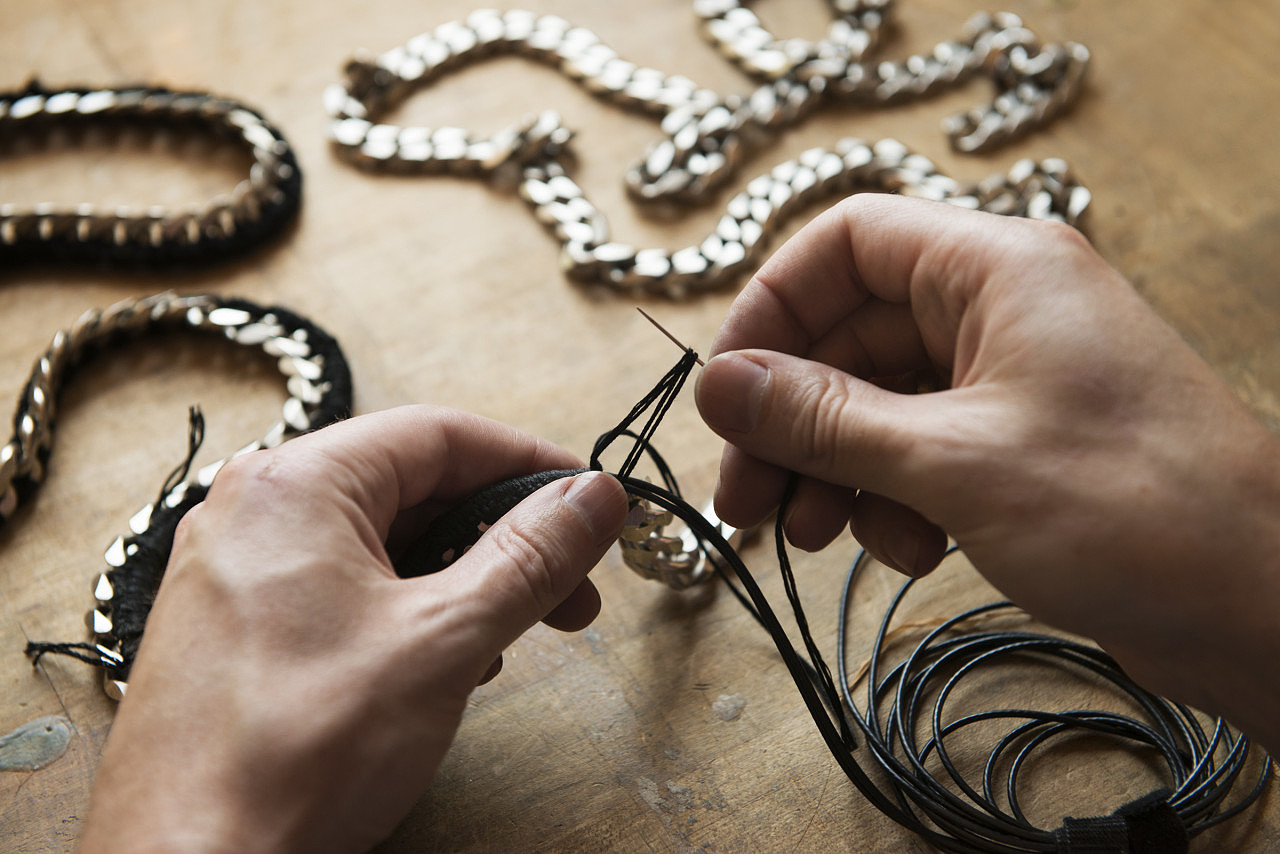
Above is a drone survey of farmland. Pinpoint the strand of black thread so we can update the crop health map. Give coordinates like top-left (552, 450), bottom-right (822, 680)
top-left (590, 348), bottom-right (697, 478)
top-left (585, 348), bottom-right (926, 827)
top-left (156, 406), bottom-right (205, 504)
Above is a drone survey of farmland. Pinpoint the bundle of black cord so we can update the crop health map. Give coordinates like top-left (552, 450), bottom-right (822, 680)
top-left (405, 347), bottom-right (1272, 851)
top-left (829, 548), bottom-right (1272, 852)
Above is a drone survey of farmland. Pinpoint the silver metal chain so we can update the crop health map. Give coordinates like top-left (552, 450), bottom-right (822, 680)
top-left (325, 3), bottom-right (1091, 297)
top-left (0, 84), bottom-right (301, 265)
top-left (620, 496), bottom-right (747, 590)
top-left (4, 292), bottom-right (351, 699)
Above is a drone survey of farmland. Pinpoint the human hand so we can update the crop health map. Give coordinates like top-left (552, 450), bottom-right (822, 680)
top-left (80, 406), bottom-right (628, 854)
top-left (695, 195), bottom-right (1280, 750)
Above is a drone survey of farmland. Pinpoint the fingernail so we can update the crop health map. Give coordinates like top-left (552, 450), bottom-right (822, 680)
top-left (563, 471), bottom-right (627, 546)
top-left (885, 537), bottom-right (922, 578)
top-left (696, 352), bottom-right (769, 434)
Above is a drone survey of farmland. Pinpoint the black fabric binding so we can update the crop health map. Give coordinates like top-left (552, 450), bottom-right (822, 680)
top-left (395, 468), bottom-right (588, 577)
top-left (1054, 788), bottom-right (1188, 853)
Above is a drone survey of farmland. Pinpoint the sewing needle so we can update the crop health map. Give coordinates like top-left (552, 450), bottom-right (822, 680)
top-left (636, 307), bottom-right (705, 366)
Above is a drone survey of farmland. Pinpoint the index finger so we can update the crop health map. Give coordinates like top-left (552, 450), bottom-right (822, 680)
top-left (254, 405), bottom-right (582, 539)
top-left (709, 194), bottom-right (1007, 375)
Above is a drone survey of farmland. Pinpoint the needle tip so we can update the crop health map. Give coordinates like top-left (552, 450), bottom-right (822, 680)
top-left (636, 307), bottom-right (703, 365)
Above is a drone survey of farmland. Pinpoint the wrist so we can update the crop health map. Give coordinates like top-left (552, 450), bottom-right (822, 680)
top-left (1165, 423), bottom-right (1280, 755)
top-left (81, 706), bottom-right (293, 854)
top-left (1210, 429), bottom-right (1280, 754)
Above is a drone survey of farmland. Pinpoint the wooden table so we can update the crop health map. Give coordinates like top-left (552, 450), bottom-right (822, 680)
top-left (3, 1), bottom-right (1277, 850)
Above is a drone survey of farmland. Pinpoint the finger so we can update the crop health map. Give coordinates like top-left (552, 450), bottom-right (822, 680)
top-left (708, 202), bottom-right (867, 359)
top-left (710, 194), bottom-right (1050, 371)
top-left (541, 578), bottom-right (601, 632)
top-left (849, 491), bottom-right (949, 578)
top-left (426, 471), bottom-right (628, 659)
top-left (782, 477), bottom-right (857, 552)
top-left (713, 444), bottom-right (789, 529)
top-left (805, 298), bottom-right (934, 380)
top-left (697, 349), bottom-right (956, 508)
top-left (220, 405), bottom-right (583, 542)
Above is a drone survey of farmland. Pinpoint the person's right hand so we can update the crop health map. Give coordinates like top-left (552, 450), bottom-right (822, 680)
top-left (694, 195), bottom-right (1280, 753)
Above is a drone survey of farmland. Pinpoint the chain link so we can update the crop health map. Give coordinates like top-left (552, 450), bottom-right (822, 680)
top-left (620, 495), bottom-right (748, 590)
top-left (0, 83), bottom-right (302, 266)
top-left (325, 4), bottom-right (1091, 297)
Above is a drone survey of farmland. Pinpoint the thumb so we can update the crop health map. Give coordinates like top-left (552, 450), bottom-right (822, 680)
top-left (439, 470), bottom-right (628, 660)
top-left (695, 349), bottom-right (940, 502)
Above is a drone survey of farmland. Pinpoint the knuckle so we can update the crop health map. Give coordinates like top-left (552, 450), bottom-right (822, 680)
top-left (485, 523), bottom-right (567, 615)
top-left (787, 370), bottom-right (920, 478)
top-left (791, 371), bottom-right (857, 467)
top-left (1028, 216), bottom-right (1089, 248)
top-left (800, 372), bottom-right (848, 462)
top-left (208, 445), bottom-right (315, 501)
top-left (1017, 216), bottom-right (1096, 266)
top-left (170, 500), bottom-right (207, 550)
top-left (207, 450), bottom-right (271, 492)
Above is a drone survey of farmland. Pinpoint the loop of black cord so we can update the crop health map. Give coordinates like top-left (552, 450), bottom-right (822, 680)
top-left (591, 348), bottom-right (698, 479)
top-left (831, 547), bottom-right (1271, 852)
top-left (593, 349), bottom-right (1272, 853)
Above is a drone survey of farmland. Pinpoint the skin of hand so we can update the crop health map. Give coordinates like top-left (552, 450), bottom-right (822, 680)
top-left (694, 194), bottom-right (1280, 755)
top-left (79, 406), bottom-right (628, 854)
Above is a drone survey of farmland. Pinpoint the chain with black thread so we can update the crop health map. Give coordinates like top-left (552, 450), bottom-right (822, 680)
top-left (325, 3), bottom-right (1090, 296)
top-left (415, 348), bottom-right (1270, 853)
top-left (16, 292), bottom-right (354, 700)
top-left (6, 306), bottom-right (719, 693)
top-left (395, 348), bottom-right (743, 589)
top-left (0, 82), bottom-right (302, 267)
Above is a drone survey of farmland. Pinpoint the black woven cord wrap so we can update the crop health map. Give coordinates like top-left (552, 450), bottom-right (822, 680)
top-left (20, 294), bottom-right (354, 683)
top-left (24, 415), bottom-right (209, 680)
top-left (395, 468), bottom-right (587, 577)
top-left (1054, 788), bottom-right (1188, 854)
top-left (107, 487), bottom-right (209, 680)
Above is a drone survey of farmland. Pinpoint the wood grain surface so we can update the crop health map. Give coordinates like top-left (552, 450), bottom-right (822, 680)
top-left (2, 1), bottom-right (1277, 851)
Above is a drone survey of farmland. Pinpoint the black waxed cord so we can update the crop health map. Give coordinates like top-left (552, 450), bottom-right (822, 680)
top-left (834, 547), bottom-right (1270, 852)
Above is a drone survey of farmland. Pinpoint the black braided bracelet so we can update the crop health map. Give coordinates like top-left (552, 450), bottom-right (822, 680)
top-left (16, 292), bottom-right (354, 697)
top-left (0, 81), bottom-right (302, 268)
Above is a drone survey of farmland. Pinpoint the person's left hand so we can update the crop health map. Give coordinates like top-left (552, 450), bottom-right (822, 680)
top-left (80, 405), bottom-right (629, 854)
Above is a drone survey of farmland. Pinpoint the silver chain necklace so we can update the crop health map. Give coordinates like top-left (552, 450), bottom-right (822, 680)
top-left (325, 3), bottom-right (1090, 297)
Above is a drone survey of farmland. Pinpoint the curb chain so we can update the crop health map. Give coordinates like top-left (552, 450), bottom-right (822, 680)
top-left (326, 4), bottom-right (1090, 297)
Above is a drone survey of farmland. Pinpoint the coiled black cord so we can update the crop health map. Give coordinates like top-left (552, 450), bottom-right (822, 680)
top-left (833, 547), bottom-right (1271, 851)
